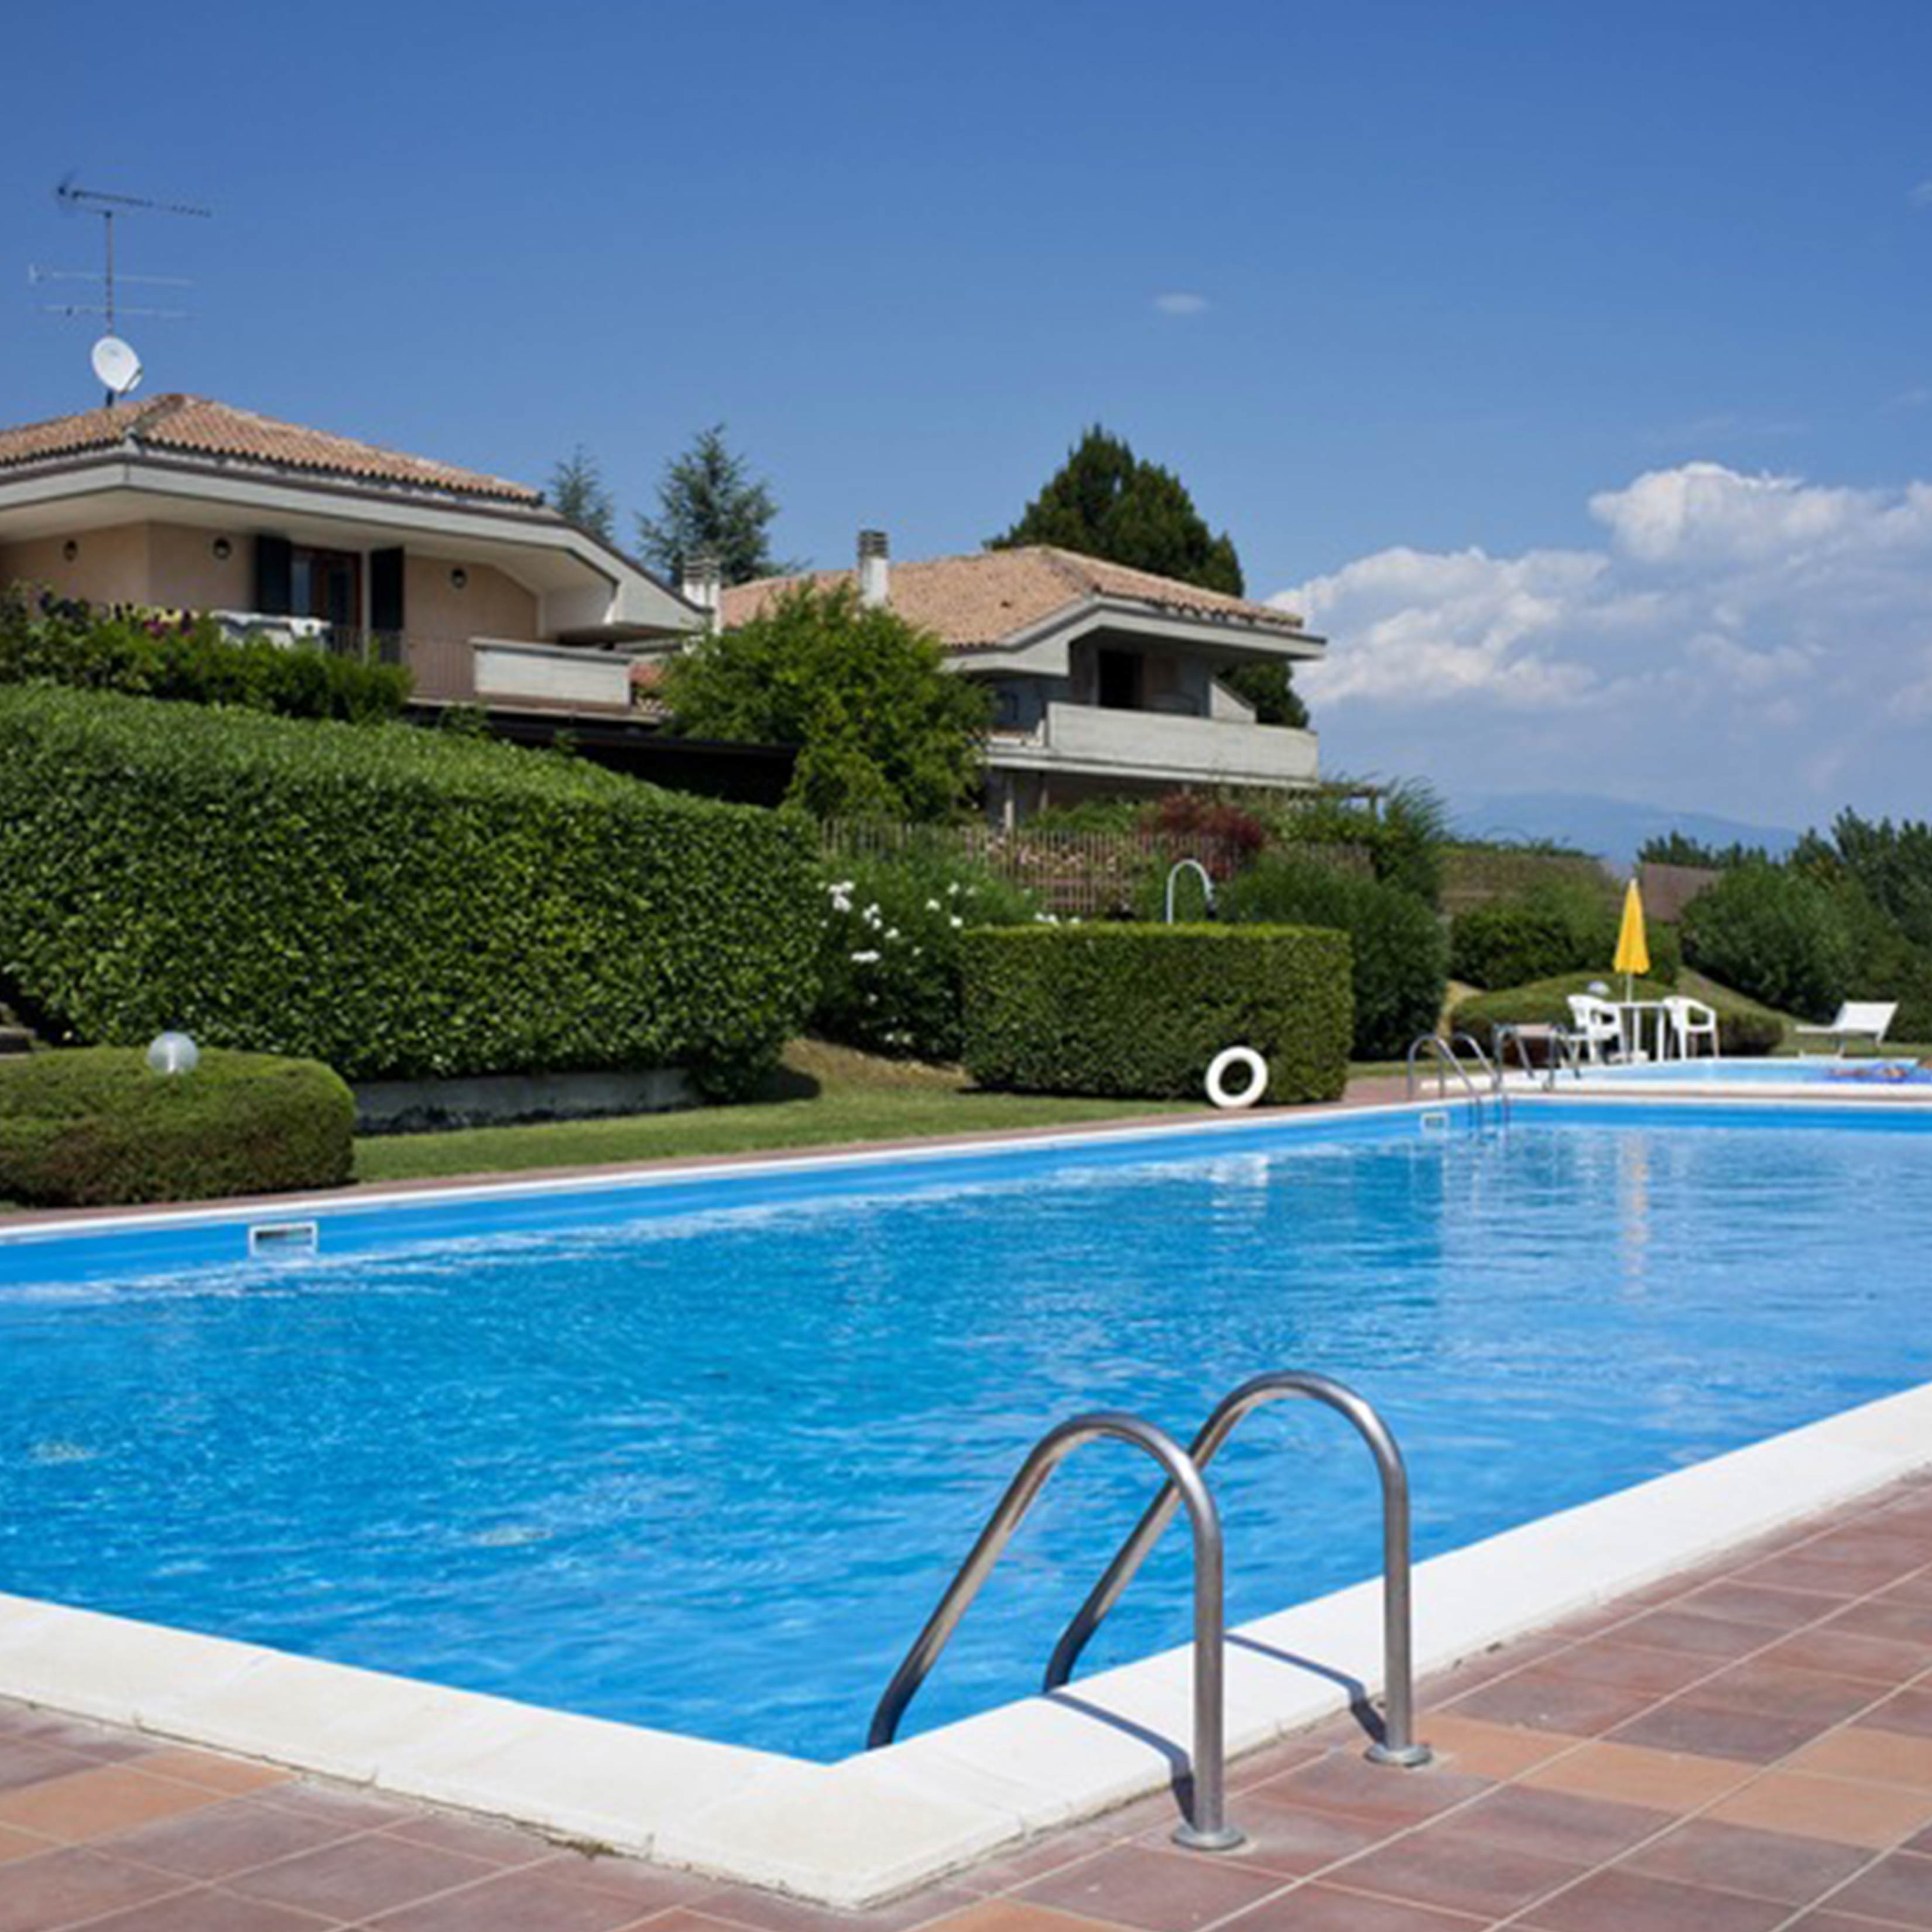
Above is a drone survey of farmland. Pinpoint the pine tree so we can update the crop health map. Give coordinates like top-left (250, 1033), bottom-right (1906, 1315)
top-left (635, 425), bottom-right (799, 586)
top-left (546, 446), bottom-right (615, 544)
top-left (989, 426), bottom-right (1245, 595)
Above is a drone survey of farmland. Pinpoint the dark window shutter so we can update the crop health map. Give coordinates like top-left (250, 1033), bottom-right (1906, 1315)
top-left (369, 548), bottom-right (405, 634)
top-left (254, 535), bottom-right (293, 615)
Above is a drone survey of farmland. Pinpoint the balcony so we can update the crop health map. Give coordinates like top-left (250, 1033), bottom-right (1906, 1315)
top-left (988, 701), bottom-right (1318, 789)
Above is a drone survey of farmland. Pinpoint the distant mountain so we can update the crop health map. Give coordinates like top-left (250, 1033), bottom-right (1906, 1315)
top-left (1451, 792), bottom-right (1801, 866)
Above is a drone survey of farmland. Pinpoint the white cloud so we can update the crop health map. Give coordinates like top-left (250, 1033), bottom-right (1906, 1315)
top-left (1151, 292), bottom-right (1209, 317)
top-left (1910, 180), bottom-right (1932, 207)
top-left (1275, 462), bottom-right (1932, 820)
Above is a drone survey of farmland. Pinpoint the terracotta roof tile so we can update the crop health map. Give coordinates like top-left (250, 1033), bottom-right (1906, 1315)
top-left (718, 546), bottom-right (1309, 648)
top-left (0, 395), bottom-right (540, 504)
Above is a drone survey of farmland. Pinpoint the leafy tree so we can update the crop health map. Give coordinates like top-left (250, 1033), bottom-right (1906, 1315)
top-left (1220, 661), bottom-right (1308, 729)
top-left (546, 445), bottom-right (615, 544)
top-left (660, 584), bottom-right (991, 820)
top-left (1793, 810), bottom-right (1932, 950)
top-left (990, 426), bottom-right (1245, 595)
top-left (635, 424), bottom-right (798, 585)
top-left (1636, 830), bottom-right (1767, 869)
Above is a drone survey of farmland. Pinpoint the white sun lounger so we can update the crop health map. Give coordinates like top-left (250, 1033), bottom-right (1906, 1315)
top-left (1793, 1001), bottom-right (1898, 1056)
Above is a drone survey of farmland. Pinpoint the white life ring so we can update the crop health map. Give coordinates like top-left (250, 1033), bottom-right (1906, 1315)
top-left (1205, 1045), bottom-right (1268, 1110)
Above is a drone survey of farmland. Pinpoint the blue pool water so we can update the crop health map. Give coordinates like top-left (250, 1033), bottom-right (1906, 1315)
top-left (2, 1109), bottom-right (1930, 1760)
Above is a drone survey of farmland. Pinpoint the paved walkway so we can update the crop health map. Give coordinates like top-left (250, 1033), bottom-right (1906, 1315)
top-left (2, 1470), bottom-right (1928, 1930)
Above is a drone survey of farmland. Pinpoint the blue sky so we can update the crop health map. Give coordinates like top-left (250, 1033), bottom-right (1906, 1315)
top-left (5, 2), bottom-right (1930, 829)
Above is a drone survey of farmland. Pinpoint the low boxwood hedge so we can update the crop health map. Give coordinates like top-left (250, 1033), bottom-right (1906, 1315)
top-left (960, 924), bottom-right (1352, 1103)
top-left (0, 685), bottom-right (817, 1094)
top-left (0, 1047), bottom-right (353, 1206)
top-left (1453, 973), bottom-right (1783, 1057)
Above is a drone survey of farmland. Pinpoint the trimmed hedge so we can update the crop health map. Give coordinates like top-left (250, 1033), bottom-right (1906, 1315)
top-left (0, 686), bottom-right (817, 1093)
top-left (961, 924), bottom-right (1352, 1103)
top-left (1453, 973), bottom-right (1784, 1058)
top-left (0, 1047), bottom-right (353, 1206)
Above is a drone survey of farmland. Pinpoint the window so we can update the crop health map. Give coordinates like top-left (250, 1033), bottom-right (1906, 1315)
top-left (1097, 648), bottom-right (1143, 711)
top-left (291, 547), bottom-right (361, 628)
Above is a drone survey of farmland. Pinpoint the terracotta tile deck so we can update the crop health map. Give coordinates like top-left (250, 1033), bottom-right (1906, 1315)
top-left (0, 1470), bottom-right (1927, 1928)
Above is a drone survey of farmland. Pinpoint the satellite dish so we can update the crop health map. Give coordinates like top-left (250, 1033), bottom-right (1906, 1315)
top-left (91, 334), bottom-right (142, 396)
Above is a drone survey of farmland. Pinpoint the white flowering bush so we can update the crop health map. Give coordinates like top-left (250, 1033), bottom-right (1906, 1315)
top-left (814, 849), bottom-right (1042, 1060)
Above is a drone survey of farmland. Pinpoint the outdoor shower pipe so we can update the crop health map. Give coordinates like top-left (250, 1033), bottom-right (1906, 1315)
top-left (1044, 1372), bottom-right (1432, 1769)
top-left (1164, 858), bottom-right (1215, 923)
top-left (868, 1412), bottom-right (1244, 1851)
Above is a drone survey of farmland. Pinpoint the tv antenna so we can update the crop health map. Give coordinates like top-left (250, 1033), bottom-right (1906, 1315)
top-left (34, 177), bottom-right (212, 406)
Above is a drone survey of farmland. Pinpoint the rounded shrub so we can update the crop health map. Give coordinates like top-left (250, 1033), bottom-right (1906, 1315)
top-left (1450, 885), bottom-right (1680, 991)
top-left (1221, 852), bottom-right (1446, 1060)
top-left (0, 1047), bottom-right (354, 1207)
top-left (1681, 863), bottom-right (1854, 1021)
top-left (813, 848), bottom-right (1040, 1062)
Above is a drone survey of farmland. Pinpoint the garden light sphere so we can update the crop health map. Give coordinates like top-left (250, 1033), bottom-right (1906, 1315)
top-left (146, 1032), bottom-right (200, 1076)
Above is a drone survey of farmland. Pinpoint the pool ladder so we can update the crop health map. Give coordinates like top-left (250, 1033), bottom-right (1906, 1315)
top-left (1406, 1032), bottom-right (1507, 1122)
top-left (866, 1372), bottom-right (1430, 1854)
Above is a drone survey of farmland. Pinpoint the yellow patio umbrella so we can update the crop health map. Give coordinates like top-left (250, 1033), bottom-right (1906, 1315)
top-left (1613, 876), bottom-right (1650, 1001)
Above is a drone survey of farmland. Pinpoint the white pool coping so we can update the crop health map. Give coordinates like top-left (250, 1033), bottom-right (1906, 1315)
top-left (4, 1374), bottom-right (1930, 1905)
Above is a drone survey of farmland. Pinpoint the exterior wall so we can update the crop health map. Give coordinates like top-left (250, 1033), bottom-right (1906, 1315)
top-left (1207, 673), bottom-right (1254, 721)
top-left (0, 523), bottom-right (152, 605)
top-left (146, 522), bottom-right (254, 610)
top-left (405, 556), bottom-right (538, 646)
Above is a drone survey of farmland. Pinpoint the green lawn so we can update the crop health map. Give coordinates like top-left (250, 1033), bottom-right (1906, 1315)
top-left (351, 1040), bottom-right (1199, 1187)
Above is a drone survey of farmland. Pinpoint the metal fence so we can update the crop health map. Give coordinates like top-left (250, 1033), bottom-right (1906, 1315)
top-left (820, 820), bottom-right (1371, 917)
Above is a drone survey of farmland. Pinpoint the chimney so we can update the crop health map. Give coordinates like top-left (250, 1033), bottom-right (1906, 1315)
top-left (680, 550), bottom-right (722, 636)
top-left (857, 529), bottom-right (890, 608)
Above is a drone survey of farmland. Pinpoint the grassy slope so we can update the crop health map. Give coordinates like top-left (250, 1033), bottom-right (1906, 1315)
top-left (350, 1040), bottom-right (1197, 1186)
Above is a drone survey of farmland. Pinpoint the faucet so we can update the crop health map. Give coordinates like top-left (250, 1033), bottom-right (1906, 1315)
top-left (1164, 858), bottom-right (1216, 924)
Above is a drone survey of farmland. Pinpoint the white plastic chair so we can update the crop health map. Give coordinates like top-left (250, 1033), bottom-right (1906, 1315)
top-left (1660, 995), bottom-right (1720, 1060)
top-left (1564, 994), bottom-right (1625, 1065)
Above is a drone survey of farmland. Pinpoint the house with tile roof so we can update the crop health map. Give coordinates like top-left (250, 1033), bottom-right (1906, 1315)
top-left (0, 394), bottom-right (706, 723)
top-left (712, 534), bottom-right (1326, 823)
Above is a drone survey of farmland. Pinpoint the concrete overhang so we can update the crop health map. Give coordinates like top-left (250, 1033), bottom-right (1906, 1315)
top-left (953, 595), bottom-right (1325, 679)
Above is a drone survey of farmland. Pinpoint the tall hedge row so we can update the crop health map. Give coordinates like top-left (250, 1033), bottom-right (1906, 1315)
top-left (961, 924), bottom-right (1352, 1104)
top-left (0, 686), bottom-right (817, 1092)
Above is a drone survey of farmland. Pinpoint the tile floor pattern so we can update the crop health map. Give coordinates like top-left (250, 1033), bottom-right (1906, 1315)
top-left (2, 1471), bottom-right (1930, 1930)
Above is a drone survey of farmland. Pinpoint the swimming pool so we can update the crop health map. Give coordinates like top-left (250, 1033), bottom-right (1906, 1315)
top-left (1587, 1056), bottom-right (1932, 1085)
top-left (5, 1103), bottom-right (1930, 1763)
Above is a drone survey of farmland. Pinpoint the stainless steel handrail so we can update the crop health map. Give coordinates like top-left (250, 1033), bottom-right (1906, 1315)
top-left (868, 1411), bottom-right (1243, 1852)
top-left (1406, 1033), bottom-right (1481, 1108)
top-left (1044, 1372), bottom-right (1432, 1769)
top-left (1406, 1032), bottom-right (1505, 1121)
